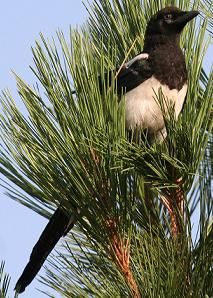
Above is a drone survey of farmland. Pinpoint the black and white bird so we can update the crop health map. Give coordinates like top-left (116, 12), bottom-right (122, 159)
top-left (108, 6), bottom-right (198, 141)
top-left (15, 6), bottom-right (199, 294)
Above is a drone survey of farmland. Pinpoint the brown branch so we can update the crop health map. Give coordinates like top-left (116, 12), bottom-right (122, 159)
top-left (105, 219), bottom-right (141, 298)
top-left (85, 148), bottom-right (140, 296)
top-left (160, 178), bottom-right (185, 239)
top-left (161, 195), bottom-right (179, 237)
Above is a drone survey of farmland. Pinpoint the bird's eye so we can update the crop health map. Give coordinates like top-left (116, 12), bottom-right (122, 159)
top-left (164, 13), bottom-right (173, 20)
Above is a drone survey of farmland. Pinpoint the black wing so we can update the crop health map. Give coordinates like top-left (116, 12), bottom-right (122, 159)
top-left (100, 53), bottom-right (153, 95)
top-left (117, 54), bottom-right (153, 93)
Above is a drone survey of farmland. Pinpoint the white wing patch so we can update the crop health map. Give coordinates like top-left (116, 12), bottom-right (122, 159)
top-left (124, 76), bottom-right (187, 141)
top-left (125, 53), bottom-right (149, 69)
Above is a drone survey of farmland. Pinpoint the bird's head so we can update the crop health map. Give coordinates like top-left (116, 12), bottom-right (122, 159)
top-left (145, 6), bottom-right (199, 37)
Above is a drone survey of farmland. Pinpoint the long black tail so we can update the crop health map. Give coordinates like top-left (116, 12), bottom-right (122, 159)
top-left (15, 208), bottom-right (75, 293)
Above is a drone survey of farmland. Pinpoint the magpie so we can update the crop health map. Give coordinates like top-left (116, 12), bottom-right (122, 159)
top-left (15, 6), bottom-right (199, 293)
top-left (109, 7), bottom-right (199, 141)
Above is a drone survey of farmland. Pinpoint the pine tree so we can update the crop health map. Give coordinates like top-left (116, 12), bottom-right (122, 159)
top-left (0, 262), bottom-right (10, 298)
top-left (0, 0), bottom-right (212, 297)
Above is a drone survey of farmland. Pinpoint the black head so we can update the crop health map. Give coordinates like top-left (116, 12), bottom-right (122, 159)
top-left (145, 6), bottom-right (199, 36)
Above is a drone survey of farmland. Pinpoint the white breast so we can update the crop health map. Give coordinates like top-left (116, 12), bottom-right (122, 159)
top-left (125, 76), bottom-right (187, 140)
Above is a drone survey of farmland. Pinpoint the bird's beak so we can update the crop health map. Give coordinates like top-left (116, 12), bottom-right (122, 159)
top-left (175, 10), bottom-right (199, 27)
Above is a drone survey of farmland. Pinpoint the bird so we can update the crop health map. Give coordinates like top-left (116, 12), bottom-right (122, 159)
top-left (103, 6), bottom-right (199, 142)
top-left (15, 6), bottom-right (199, 294)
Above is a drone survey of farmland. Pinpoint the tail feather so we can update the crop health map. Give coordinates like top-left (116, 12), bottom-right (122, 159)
top-left (15, 208), bottom-right (75, 293)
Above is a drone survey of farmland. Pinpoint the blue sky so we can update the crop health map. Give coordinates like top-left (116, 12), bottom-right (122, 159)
top-left (0, 1), bottom-right (212, 298)
top-left (0, 1), bottom-right (88, 297)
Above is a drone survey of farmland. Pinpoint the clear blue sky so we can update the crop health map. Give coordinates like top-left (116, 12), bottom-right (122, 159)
top-left (0, 2), bottom-right (211, 298)
top-left (0, 1), bottom-right (88, 297)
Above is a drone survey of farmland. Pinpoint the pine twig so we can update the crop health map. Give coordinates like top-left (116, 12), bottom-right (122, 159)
top-left (160, 178), bottom-right (184, 238)
top-left (106, 219), bottom-right (141, 298)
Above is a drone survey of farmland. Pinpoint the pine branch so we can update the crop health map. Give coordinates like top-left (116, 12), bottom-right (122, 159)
top-left (0, 262), bottom-right (11, 298)
top-left (0, 0), bottom-right (212, 296)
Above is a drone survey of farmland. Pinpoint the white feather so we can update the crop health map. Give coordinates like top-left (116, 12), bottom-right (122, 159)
top-left (124, 76), bottom-right (187, 141)
top-left (125, 53), bottom-right (149, 68)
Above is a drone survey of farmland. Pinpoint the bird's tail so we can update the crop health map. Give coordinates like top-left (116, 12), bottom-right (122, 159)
top-left (15, 207), bottom-right (75, 293)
